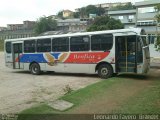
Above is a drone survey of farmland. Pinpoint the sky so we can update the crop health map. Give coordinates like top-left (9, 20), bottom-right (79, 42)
top-left (0, 0), bottom-right (144, 27)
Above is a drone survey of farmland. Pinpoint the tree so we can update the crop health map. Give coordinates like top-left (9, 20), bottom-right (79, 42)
top-left (57, 10), bottom-right (63, 19)
top-left (87, 16), bottom-right (124, 32)
top-left (85, 5), bottom-right (98, 16)
top-left (97, 7), bottom-right (105, 16)
top-left (76, 5), bottom-right (105, 18)
top-left (155, 4), bottom-right (160, 51)
top-left (34, 16), bottom-right (57, 35)
top-left (73, 12), bottom-right (80, 18)
top-left (79, 7), bottom-right (88, 18)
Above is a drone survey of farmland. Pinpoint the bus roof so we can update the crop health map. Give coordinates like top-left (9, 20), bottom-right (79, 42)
top-left (5, 28), bottom-right (143, 42)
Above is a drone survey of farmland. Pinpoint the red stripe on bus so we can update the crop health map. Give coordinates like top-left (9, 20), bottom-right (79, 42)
top-left (64, 52), bottom-right (110, 63)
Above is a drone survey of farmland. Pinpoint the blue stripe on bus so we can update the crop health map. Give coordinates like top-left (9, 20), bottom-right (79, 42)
top-left (20, 54), bottom-right (46, 63)
top-left (20, 53), bottom-right (61, 63)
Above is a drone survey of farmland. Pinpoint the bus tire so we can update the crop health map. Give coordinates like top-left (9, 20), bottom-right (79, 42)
top-left (98, 64), bottom-right (113, 79)
top-left (113, 73), bottom-right (118, 77)
top-left (30, 63), bottom-right (41, 75)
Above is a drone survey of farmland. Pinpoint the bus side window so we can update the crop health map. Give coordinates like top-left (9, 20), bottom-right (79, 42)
top-left (52, 37), bottom-right (69, 52)
top-left (70, 36), bottom-right (90, 51)
top-left (24, 40), bottom-right (36, 53)
top-left (37, 38), bottom-right (51, 52)
top-left (91, 34), bottom-right (113, 51)
top-left (6, 42), bottom-right (11, 53)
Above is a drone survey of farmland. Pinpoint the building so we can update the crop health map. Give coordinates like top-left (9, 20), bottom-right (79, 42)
top-left (107, 0), bottom-right (160, 36)
top-left (108, 9), bottom-right (136, 28)
top-left (23, 21), bottom-right (36, 30)
top-left (135, 0), bottom-right (160, 57)
top-left (0, 21), bottom-right (35, 40)
top-left (0, 27), bottom-right (7, 31)
top-left (135, 0), bottom-right (160, 36)
top-left (0, 29), bottom-right (34, 40)
top-left (63, 10), bottom-right (73, 18)
top-left (106, 0), bottom-right (160, 57)
top-left (57, 18), bottom-right (89, 32)
top-left (135, 0), bottom-right (160, 34)
top-left (7, 24), bottom-right (23, 31)
top-left (7, 21), bottom-right (35, 31)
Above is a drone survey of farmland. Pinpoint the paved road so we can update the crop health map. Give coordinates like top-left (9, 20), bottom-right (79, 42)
top-left (0, 52), bottom-right (100, 114)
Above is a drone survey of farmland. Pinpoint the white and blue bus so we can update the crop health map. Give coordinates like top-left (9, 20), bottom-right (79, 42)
top-left (4, 28), bottom-right (150, 78)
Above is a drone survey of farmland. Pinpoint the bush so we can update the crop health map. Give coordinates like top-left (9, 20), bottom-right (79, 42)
top-left (63, 85), bottom-right (73, 95)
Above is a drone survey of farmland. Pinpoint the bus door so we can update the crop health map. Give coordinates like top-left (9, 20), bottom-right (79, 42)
top-left (115, 36), bottom-right (137, 73)
top-left (12, 42), bottom-right (23, 69)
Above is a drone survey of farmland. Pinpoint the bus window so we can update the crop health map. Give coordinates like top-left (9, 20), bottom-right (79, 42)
top-left (70, 36), bottom-right (90, 51)
top-left (52, 37), bottom-right (69, 52)
top-left (24, 40), bottom-right (36, 53)
top-left (14, 43), bottom-right (22, 53)
top-left (91, 34), bottom-right (113, 51)
top-left (37, 38), bottom-right (51, 52)
top-left (6, 42), bottom-right (11, 53)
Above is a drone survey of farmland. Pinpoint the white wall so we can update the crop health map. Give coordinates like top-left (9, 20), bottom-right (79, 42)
top-left (149, 44), bottom-right (160, 58)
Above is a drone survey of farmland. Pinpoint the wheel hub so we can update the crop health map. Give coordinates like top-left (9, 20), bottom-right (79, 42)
top-left (101, 68), bottom-right (108, 76)
top-left (32, 66), bottom-right (38, 73)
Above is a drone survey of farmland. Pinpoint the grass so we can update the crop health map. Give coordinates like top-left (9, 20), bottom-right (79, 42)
top-left (114, 80), bottom-right (160, 114)
top-left (61, 77), bottom-right (120, 106)
top-left (0, 40), bottom-right (4, 51)
top-left (18, 73), bottom-right (160, 119)
top-left (21, 104), bottom-right (59, 114)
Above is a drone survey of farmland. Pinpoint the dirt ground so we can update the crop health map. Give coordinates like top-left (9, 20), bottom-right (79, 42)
top-left (0, 52), bottom-right (100, 114)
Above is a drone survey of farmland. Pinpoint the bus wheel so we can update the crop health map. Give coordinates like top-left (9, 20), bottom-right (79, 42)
top-left (30, 63), bottom-right (41, 75)
top-left (98, 64), bottom-right (113, 79)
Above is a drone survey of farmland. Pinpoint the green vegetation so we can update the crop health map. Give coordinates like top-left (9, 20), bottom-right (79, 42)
top-left (18, 104), bottom-right (60, 120)
top-left (109, 2), bottom-right (135, 11)
top-left (21, 104), bottom-right (58, 114)
top-left (73, 12), bottom-right (80, 18)
top-left (56, 5), bottom-right (105, 19)
top-left (34, 16), bottom-right (57, 35)
top-left (74, 5), bottom-right (105, 18)
top-left (57, 3), bottom-right (135, 19)
top-left (87, 16), bottom-right (124, 31)
top-left (0, 40), bottom-right (4, 51)
top-left (63, 85), bottom-right (73, 95)
top-left (61, 77), bottom-right (118, 106)
top-left (115, 80), bottom-right (160, 114)
top-left (57, 10), bottom-right (63, 19)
